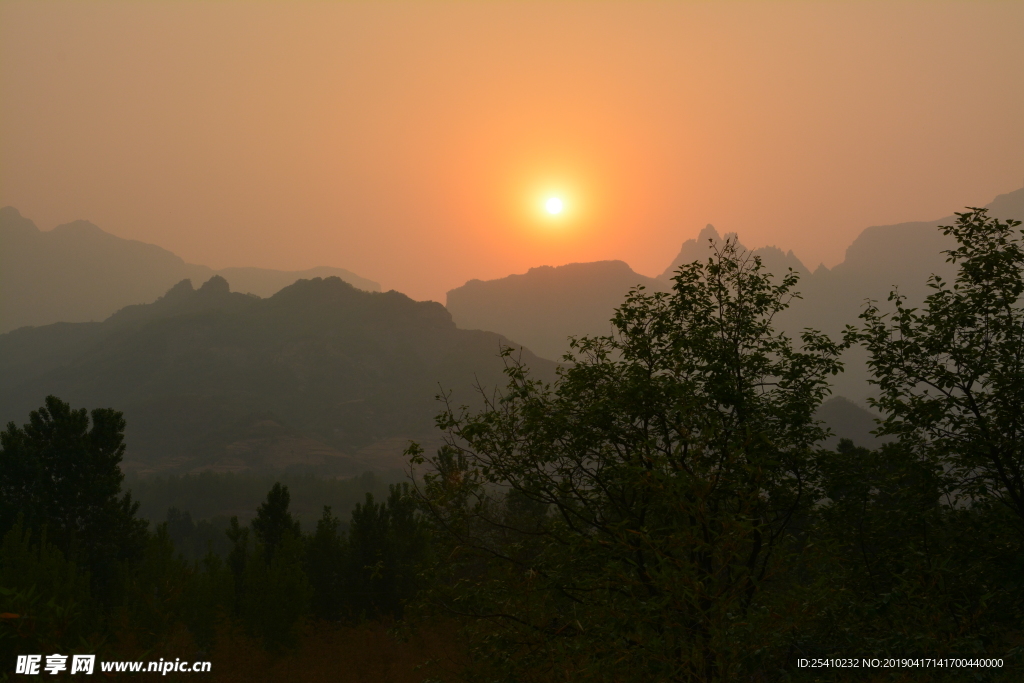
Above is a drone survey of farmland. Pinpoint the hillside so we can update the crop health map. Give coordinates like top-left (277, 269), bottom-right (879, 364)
top-left (0, 276), bottom-right (556, 476)
top-left (446, 226), bottom-right (819, 365)
top-left (0, 207), bottom-right (380, 333)
top-left (447, 260), bottom-right (671, 361)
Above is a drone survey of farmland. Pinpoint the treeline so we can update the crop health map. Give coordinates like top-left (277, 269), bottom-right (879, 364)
top-left (0, 402), bottom-right (430, 675)
top-left (128, 470), bottom-right (404, 561)
top-left (2, 208), bottom-right (1023, 682)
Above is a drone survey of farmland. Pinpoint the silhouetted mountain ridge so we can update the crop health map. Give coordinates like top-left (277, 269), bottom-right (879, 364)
top-left (0, 207), bottom-right (381, 333)
top-left (447, 187), bottom-right (1024, 402)
top-left (659, 223), bottom-right (811, 281)
top-left (0, 276), bottom-right (555, 476)
top-left (448, 260), bottom-right (670, 361)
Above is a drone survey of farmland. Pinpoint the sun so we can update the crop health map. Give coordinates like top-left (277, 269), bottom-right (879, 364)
top-left (545, 197), bottom-right (564, 215)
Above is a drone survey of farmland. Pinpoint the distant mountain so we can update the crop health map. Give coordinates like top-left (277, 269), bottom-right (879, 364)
top-left (0, 276), bottom-right (556, 476)
top-left (781, 187), bottom-right (1024, 399)
top-left (659, 223), bottom-right (811, 282)
top-left (447, 228), bottom-right (814, 364)
top-left (446, 187), bottom-right (1024, 402)
top-left (0, 207), bottom-right (380, 333)
top-left (447, 261), bottom-right (670, 361)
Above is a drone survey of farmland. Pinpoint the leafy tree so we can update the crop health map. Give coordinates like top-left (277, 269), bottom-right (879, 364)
top-left (831, 207), bottom-right (1024, 676)
top-left (806, 439), bottom-right (1021, 664)
top-left (411, 238), bottom-right (843, 681)
top-left (0, 396), bottom-right (147, 601)
top-left (848, 208), bottom-right (1024, 531)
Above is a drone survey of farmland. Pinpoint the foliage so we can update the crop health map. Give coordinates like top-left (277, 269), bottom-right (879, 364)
top-left (0, 396), bottom-right (148, 601)
top-left (0, 398), bottom-right (435, 670)
top-left (848, 208), bottom-right (1024, 531)
top-left (114, 524), bottom-right (195, 652)
top-left (411, 238), bottom-right (843, 681)
top-left (164, 507), bottom-right (233, 562)
top-left (306, 506), bottom-right (347, 621)
top-left (0, 521), bottom-right (99, 669)
top-left (239, 532), bottom-right (312, 651)
top-left (805, 439), bottom-right (1023, 668)
top-left (345, 484), bottom-right (431, 620)
top-left (819, 206), bottom-right (1024, 679)
top-left (181, 551), bottom-right (234, 650)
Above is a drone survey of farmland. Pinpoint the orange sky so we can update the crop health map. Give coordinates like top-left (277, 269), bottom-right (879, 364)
top-left (2, 1), bottom-right (1022, 302)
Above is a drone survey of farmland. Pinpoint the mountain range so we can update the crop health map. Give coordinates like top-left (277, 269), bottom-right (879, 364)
top-left (0, 206), bottom-right (380, 334)
top-left (0, 273), bottom-right (892, 474)
top-left (0, 275), bottom-right (555, 476)
top-left (447, 187), bottom-right (1024, 402)
top-left (5, 190), bottom-right (1018, 475)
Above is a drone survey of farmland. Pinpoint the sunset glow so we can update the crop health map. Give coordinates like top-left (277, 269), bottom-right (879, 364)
top-left (0, 3), bottom-right (1020, 302)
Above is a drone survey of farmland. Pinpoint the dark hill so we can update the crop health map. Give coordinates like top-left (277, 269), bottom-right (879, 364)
top-left (446, 260), bottom-right (670, 361)
top-left (0, 207), bottom-right (380, 333)
top-left (0, 276), bottom-right (556, 476)
top-left (447, 230), bottom-right (812, 364)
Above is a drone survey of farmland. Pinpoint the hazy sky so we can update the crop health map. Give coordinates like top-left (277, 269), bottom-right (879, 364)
top-left (2, 1), bottom-right (1022, 302)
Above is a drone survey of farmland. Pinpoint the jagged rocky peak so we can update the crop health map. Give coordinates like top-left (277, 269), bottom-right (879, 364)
top-left (660, 223), bottom-right (736, 280)
top-left (661, 222), bottom-right (814, 280)
top-left (698, 223), bottom-right (721, 242)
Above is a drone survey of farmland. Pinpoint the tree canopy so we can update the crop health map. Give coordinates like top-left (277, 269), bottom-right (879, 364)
top-left (849, 208), bottom-right (1024, 531)
top-left (411, 238), bottom-right (844, 681)
top-left (0, 395), bottom-right (146, 599)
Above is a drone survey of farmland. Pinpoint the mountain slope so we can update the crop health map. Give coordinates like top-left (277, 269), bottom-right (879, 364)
top-left (447, 261), bottom-right (671, 361)
top-left (447, 228), bottom-right (815, 364)
top-left (0, 207), bottom-right (380, 333)
top-left (0, 276), bottom-right (556, 476)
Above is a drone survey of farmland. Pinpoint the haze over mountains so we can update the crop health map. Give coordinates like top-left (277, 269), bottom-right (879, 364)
top-left (3, 190), bottom-right (1021, 475)
top-left (448, 187), bottom-right (1024, 402)
top-left (0, 275), bottom-right (555, 476)
top-left (0, 206), bottom-right (380, 334)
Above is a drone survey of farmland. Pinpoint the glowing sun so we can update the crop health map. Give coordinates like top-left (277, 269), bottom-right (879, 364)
top-left (545, 197), bottom-right (565, 215)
